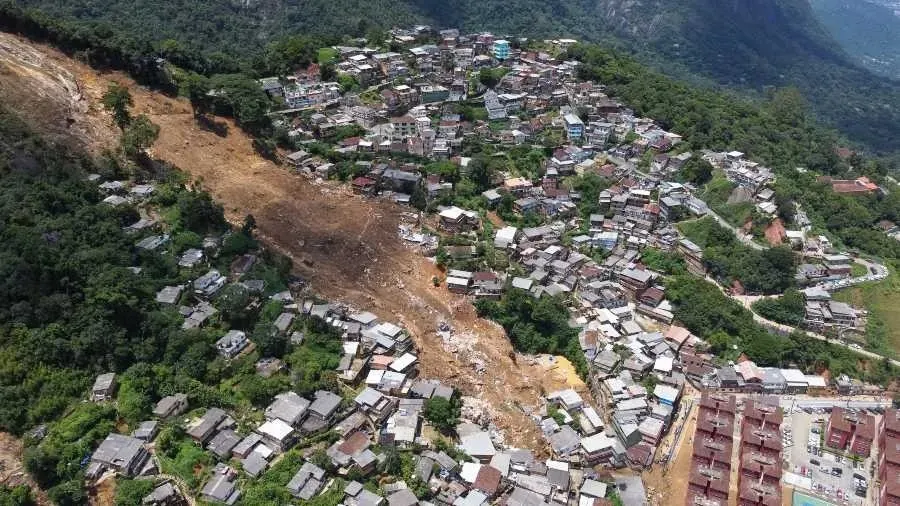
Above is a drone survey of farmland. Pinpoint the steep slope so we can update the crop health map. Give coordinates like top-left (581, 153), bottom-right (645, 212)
top-left (0, 31), bottom-right (588, 450)
top-left (7, 0), bottom-right (900, 152)
top-left (809, 0), bottom-right (900, 79)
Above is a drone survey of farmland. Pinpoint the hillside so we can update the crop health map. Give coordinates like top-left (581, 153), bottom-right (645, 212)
top-left (0, 31), bottom-right (585, 450)
top-left (6, 0), bottom-right (900, 153)
top-left (809, 0), bottom-right (900, 79)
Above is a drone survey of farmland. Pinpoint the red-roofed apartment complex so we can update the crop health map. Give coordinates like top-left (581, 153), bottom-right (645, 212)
top-left (743, 399), bottom-right (783, 431)
top-left (826, 407), bottom-right (876, 457)
top-left (879, 408), bottom-right (900, 506)
top-left (686, 393), bottom-right (736, 506)
top-left (738, 399), bottom-right (783, 506)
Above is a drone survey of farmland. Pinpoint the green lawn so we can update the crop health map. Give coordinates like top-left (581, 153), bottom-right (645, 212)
top-left (851, 262), bottom-right (868, 278)
top-left (833, 267), bottom-right (900, 357)
top-left (676, 216), bottom-right (719, 247)
top-left (317, 47), bottom-right (339, 65)
top-left (698, 172), bottom-right (754, 226)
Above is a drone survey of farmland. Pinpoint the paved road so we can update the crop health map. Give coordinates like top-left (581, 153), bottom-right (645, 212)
top-left (783, 397), bottom-right (891, 410)
top-left (671, 177), bottom-right (895, 363)
top-left (624, 161), bottom-right (896, 365)
top-left (704, 273), bottom-right (900, 367)
top-left (704, 207), bottom-right (765, 250)
top-left (816, 256), bottom-right (889, 292)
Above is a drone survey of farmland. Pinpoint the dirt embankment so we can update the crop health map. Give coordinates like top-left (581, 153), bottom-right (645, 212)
top-left (0, 432), bottom-right (51, 505)
top-left (0, 33), bottom-right (118, 155)
top-left (0, 31), bottom-right (590, 449)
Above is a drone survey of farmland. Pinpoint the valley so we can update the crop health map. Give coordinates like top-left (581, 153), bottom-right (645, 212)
top-left (0, 3), bottom-right (899, 503)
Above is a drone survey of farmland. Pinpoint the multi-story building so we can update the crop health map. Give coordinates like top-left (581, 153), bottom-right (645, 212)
top-left (738, 480), bottom-right (780, 506)
top-left (743, 400), bottom-right (783, 432)
top-left (740, 424), bottom-right (782, 459)
top-left (826, 407), bottom-right (876, 457)
top-left (687, 393), bottom-right (736, 505)
top-left (739, 451), bottom-right (781, 488)
top-left (738, 399), bottom-right (782, 506)
top-left (617, 268), bottom-right (652, 296)
top-left (879, 409), bottom-right (900, 506)
top-left (389, 116), bottom-right (418, 140)
top-left (687, 465), bottom-right (730, 505)
top-left (803, 299), bottom-right (860, 332)
top-left (880, 434), bottom-right (900, 506)
top-left (586, 121), bottom-right (613, 146)
top-left (283, 82), bottom-right (341, 109)
top-left (563, 114), bottom-right (585, 141)
top-left (90, 433), bottom-right (151, 477)
top-left (679, 239), bottom-right (706, 276)
top-left (823, 254), bottom-right (853, 277)
top-left (492, 39), bottom-right (510, 60)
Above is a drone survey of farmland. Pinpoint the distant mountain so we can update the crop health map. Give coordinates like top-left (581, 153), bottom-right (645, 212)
top-left (809, 0), bottom-right (900, 79)
top-left (9, 0), bottom-right (900, 152)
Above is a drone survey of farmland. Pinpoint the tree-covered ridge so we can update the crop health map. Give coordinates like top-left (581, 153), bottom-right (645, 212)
top-left (0, 106), bottom-right (302, 437)
top-left (0, 106), bottom-right (354, 503)
top-left (5, 0), bottom-right (900, 153)
top-left (568, 44), bottom-right (844, 173)
top-left (677, 217), bottom-right (796, 295)
top-left (475, 289), bottom-right (589, 378)
top-left (809, 0), bottom-right (900, 79)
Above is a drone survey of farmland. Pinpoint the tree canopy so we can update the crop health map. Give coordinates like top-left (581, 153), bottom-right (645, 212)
top-left (423, 395), bottom-right (461, 434)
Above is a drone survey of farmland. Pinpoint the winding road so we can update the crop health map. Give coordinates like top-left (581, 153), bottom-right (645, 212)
top-left (727, 287), bottom-right (900, 368)
top-left (670, 178), bottom-right (896, 365)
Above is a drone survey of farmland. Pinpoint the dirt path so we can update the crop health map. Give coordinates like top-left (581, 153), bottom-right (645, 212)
top-left (0, 433), bottom-right (51, 505)
top-left (0, 31), bottom-right (590, 449)
top-left (642, 395), bottom-right (698, 506)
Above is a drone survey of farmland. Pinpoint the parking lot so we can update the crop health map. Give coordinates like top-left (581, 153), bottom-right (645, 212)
top-left (784, 409), bottom-right (877, 506)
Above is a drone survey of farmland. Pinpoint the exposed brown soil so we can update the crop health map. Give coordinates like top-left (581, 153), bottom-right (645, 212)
top-left (765, 218), bottom-right (786, 247)
top-left (88, 475), bottom-right (116, 506)
top-left (0, 33), bottom-right (118, 155)
top-left (0, 31), bottom-right (591, 450)
top-left (0, 433), bottom-right (52, 505)
top-left (642, 393), bottom-right (699, 506)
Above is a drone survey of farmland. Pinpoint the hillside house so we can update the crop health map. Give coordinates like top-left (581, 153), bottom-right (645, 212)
top-left (438, 207), bottom-right (480, 232)
top-left (153, 394), bottom-right (189, 419)
top-left (216, 330), bottom-right (249, 359)
top-left (89, 433), bottom-right (151, 477)
top-left (91, 373), bottom-right (117, 402)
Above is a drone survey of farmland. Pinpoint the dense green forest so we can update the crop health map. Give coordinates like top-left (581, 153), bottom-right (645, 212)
top-left (3, 0), bottom-right (899, 153)
top-left (809, 0), bottom-right (900, 79)
top-left (474, 289), bottom-right (589, 378)
top-left (677, 217), bottom-right (796, 294)
top-left (0, 106), bottom-right (351, 503)
top-left (752, 289), bottom-right (806, 326)
top-left (0, 107), bottom-right (252, 437)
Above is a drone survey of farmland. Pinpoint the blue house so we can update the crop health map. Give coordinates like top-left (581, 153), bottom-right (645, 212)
top-left (564, 114), bottom-right (585, 141)
top-left (492, 39), bottom-right (510, 60)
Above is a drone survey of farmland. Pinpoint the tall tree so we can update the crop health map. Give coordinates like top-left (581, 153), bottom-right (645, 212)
top-left (101, 83), bottom-right (133, 130)
top-left (423, 396), bottom-right (460, 434)
top-left (121, 115), bottom-right (160, 158)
